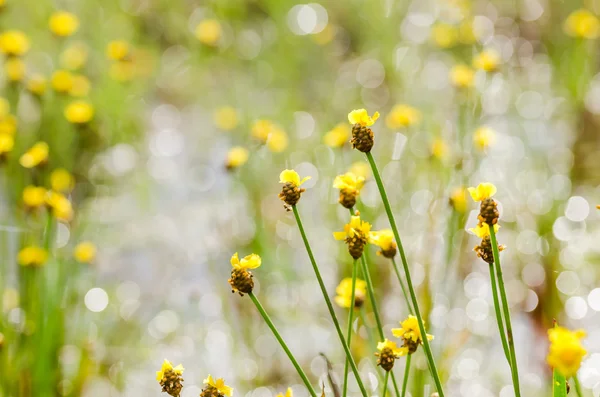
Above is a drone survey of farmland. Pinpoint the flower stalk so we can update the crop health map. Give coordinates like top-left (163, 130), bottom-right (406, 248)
top-left (342, 259), bottom-right (358, 397)
top-left (401, 354), bottom-right (411, 397)
top-left (488, 261), bottom-right (511, 363)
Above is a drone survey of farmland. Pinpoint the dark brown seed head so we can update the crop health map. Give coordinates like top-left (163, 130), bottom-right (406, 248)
top-left (376, 347), bottom-right (396, 372)
top-left (350, 124), bottom-right (374, 153)
top-left (338, 190), bottom-right (357, 209)
top-left (379, 244), bottom-right (397, 259)
top-left (228, 268), bottom-right (254, 296)
top-left (474, 236), bottom-right (494, 264)
top-left (201, 385), bottom-right (224, 397)
top-left (478, 198), bottom-right (499, 226)
top-left (278, 182), bottom-right (305, 207)
top-left (160, 368), bottom-right (184, 397)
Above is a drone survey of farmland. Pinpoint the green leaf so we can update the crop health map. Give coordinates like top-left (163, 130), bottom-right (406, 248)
top-left (553, 368), bottom-right (568, 397)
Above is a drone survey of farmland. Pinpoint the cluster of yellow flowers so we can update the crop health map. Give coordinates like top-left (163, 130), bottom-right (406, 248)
top-left (376, 315), bottom-right (435, 371)
top-left (156, 360), bottom-right (234, 397)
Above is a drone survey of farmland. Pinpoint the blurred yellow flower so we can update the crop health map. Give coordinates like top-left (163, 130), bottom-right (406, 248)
top-left (50, 168), bottom-right (74, 192)
top-left (156, 359), bottom-right (184, 382)
top-left (18, 246), bottom-right (48, 267)
top-left (64, 100), bottom-right (94, 124)
top-left (225, 146), bottom-right (249, 169)
top-left (27, 74), bottom-right (47, 96)
top-left (5, 57), bottom-right (25, 82)
top-left (195, 19), bottom-right (222, 46)
top-left (323, 123), bottom-right (349, 148)
top-left (251, 119), bottom-right (274, 142)
top-left (386, 104), bottom-right (421, 129)
top-left (431, 23), bottom-right (458, 48)
top-left (392, 315), bottom-right (434, 345)
top-left (230, 252), bottom-right (261, 270)
top-left (276, 387), bottom-right (293, 397)
top-left (333, 215), bottom-right (372, 241)
top-left (266, 128), bottom-right (289, 152)
top-left (547, 326), bottom-right (587, 378)
top-left (377, 338), bottom-right (407, 356)
top-left (74, 241), bottom-right (96, 263)
top-left (0, 98), bottom-right (8, 118)
top-left (51, 70), bottom-right (74, 93)
top-left (22, 185), bottom-right (47, 209)
top-left (468, 182), bottom-right (496, 202)
top-left (431, 138), bottom-right (448, 159)
top-left (214, 106), bottom-right (239, 131)
top-left (279, 169), bottom-right (310, 187)
top-left (348, 161), bottom-right (370, 180)
top-left (0, 30), bottom-right (30, 56)
top-left (109, 61), bottom-right (135, 82)
top-left (333, 172), bottom-right (364, 195)
top-left (106, 40), bottom-right (130, 61)
top-left (45, 191), bottom-right (73, 221)
top-left (449, 187), bottom-right (467, 213)
top-left (450, 64), bottom-right (474, 88)
top-left (49, 11), bottom-right (79, 37)
top-left (468, 223), bottom-right (500, 238)
top-left (459, 20), bottom-right (477, 44)
top-left (0, 114), bottom-right (17, 135)
top-left (334, 277), bottom-right (367, 309)
top-left (69, 75), bottom-right (91, 97)
top-left (473, 49), bottom-right (500, 72)
top-left (348, 109), bottom-right (380, 126)
top-left (0, 134), bottom-right (14, 155)
top-left (370, 229), bottom-right (396, 253)
top-left (61, 43), bottom-right (88, 70)
top-left (20, 141), bottom-right (49, 168)
top-left (564, 9), bottom-right (600, 39)
top-left (473, 126), bottom-right (496, 150)
top-left (203, 375), bottom-right (233, 397)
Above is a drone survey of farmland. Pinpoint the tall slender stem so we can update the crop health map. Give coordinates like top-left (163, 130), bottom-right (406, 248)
top-left (573, 375), bottom-right (583, 397)
top-left (248, 292), bottom-right (317, 397)
top-left (292, 205), bottom-right (368, 397)
top-left (342, 259), bottom-right (358, 397)
top-left (382, 370), bottom-right (390, 397)
top-left (487, 262), bottom-right (511, 364)
top-left (365, 152), bottom-right (444, 397)
top-left (391, 257), bottom-right (413, 315)
top-left (401, 355), bottom-right (411, 397)
top-left (489, 227), bottom-right (521, 397)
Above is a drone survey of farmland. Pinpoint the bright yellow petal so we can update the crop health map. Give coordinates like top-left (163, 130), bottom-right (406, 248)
top-left (279, 169), bottom-right (301, 186)
top-left (298, 176), bottom-right (311, 186)
top-left (333, 231), bottom-right (347, 240)
top-left (230, 252), bottom-right (240, 269)
top-left (241, 253), bottom-right (262, 269)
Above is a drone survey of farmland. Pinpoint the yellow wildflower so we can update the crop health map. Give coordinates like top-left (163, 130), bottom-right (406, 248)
top-left (0, 134), bottom-right (14, 155)
top-left (50, 168), bottom-right (74, 192)
top-left (22, 186), bottom-right (47, 209)
top-left (276, 388), bottom-right (293, 397)
top-left (348, 109), bottom-right (380, 127)
top-left (333, 172), bottom-right (364, 195)
top-left (45, 191), bottom-right (73, 221)
top-left (225, 146), bottom-right (249, 169)
top-left (370, 229), bottom-right (397, 258)
top-left (0, 114), bottom-right (16, 135)
top-left (431, 138), bottom-right (448, 159)
top-left (564, 9), bottom-right (600, 39)
top-left (377, 339), bottom-right (407, 357)
top-left (106, 40), bottom-right (130, 61)
top-left (333, 215), bottom-right (372, 259)
top-left (348, 161), bottom-right (370, 180)
top-left (376, 338), bottom-right (407, 371)
top-left (334, 277), bottom-right (367, 309)
top-left (61, 43), bottom-right (88, 70)
top-left (468, 182), bottom-right (497, 202)
top-left (431, 23), bottom-right (458, 48)
top-left (279, 169), bottom-right (311, 187)
top-left (49, 11), bottom-right (79, 37)
top-left (51, 70), bottom-right (74, 93)
top-left (392, 315), bottom-right (434, 353)
top-left (473, 126), bottom-right (496, 150)
top-left (251, 119), bottom-right (274, 142)
top-left (450, 64), bottom-right (474, 88)
top-left (156, 359), bottom-right (185, 396)
top-left (229, 252), bottom-right (260, 295)
top-left (279, 169), bottom-right (310, 207)
top-left (18, 246), bottom-right (48, 267)
top-left (468, 223), bottom-right (500, 239)
top-left (214, 106), bottom-right (239, 131)
top-left (230, 252), bottom-right (261, 270)
top-left (0, 30), bottom-right (30, 56)
top-left (203, 375), bottom-right (233, 397)
top-left (64, 100), bottom-right (94, 124)
top-left (156, 359), bottom-right (184, 382)
top-left (69, 75), bottom-right (91, 97)
top-left (5, 58), bottom-right (25, 82)
top-left (27, 74), bottom-right (47, 96)
top-left (449, 187), bottom-right (467, 213)
top-left (473, 49), bottom-right (500, 72)
top-left (195, 19), bottom-right (222, 46)
top-left (20, 141), bottom-right (49, 168)
top-left (323, 123), bottom-right (350, 148)
top-left (547, 326), bottom-right (587, 378)
top-left (73, 241), bottom-right (96, 263)
top-left (266, 127), bottom-right (289, 152)
top-left (386, 104), bottom-right (421, 129)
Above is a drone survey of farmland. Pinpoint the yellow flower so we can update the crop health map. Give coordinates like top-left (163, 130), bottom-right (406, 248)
top-left (61, 43), bottom-right (88, 70)
top-left (5, 58), bottom-right (25, 82)
top-left (449, 187), bottom-right (467, 213)
top-left (431, 138), bottom-right (448, 159)
top-left (203, 375), bottom-right (233, 397)
top-left (51, 70), bottom-right (74, 93)
top-left (386, 104), bottom-right (421, 129)
top-left (450, 64), bottom-right (474, 88)
top-left (195, 19), bottom-right (222, 46)
top-left (49, 11), bottom-right (79, 37)
top-left (266, 127), bottom-right (289, 153)
top-left (323, 123), bottom-right (350, 148)
top-left (473, 49), bottom-right (500, 72)
top-left (50, 168), bottom-right (74, 192)
top-left (547, 326), bottom-right (587, 378)
top-left (468, 182), bottom-right (497, 202)
top-left (74, 241), bottom-right (96, 263)
top-left (18, 246), bottom-right (48, 267)
top-left (0, 114), bottom-right (16, 135)
top-left (251, 119), bottom-right (274, 142)
top-left (69, 75), bottom-right (91, 97)
top-left (276, 387), bottom-right (293, 397)
top-left (45, 191), bottom-right (73, 221)
top-left (214, 106), bottom-right (239, 131)
top-left (468, 223), bottom-right (500, 239)
top-left (226, 146), bottom-right (249, 169)
top-left (348, 162), bottom-right (370, 180)
top-left (0, 98), bottom-right (8, 118)
top-left (279, 169), bottom-right (310, 187)
top-left (27, 74), bottom-right (47, 96)
top-left (22, 186), bottom-right (47, 209)
top-left (0, 30), bottom-right (30, 56)
top-left (348, 109), bottom-right (380, 127)
top-left (0, 134), bottom-right (14, 155)
top-left (106, 40), bottom-right (130, 61)
top-left (20, 141), bottom-right (49, 168)
top-left (230, 252), bottom-right (261, 270)
top-left (334, 277), bottom-right (367, 309)
top-left (377, 338), bottom-right (407, 357)
top-left (156, 359), bottom-right (184, 382)
top-left (333, 215), bottom-right (372, 241)
top-left (564, 9), bottom-right (600, 39)
top-left (333, 172), bottom-right (364, 195)
top-left (473, 126), bottom-right (496, 150)
top-left (431, 23), bottom-right (458, 48)
top-left (392, 315), bottom-right (434, 344)
top-left (64, 100), bottom-right (94, 124)
top-left (370, 229), bottom-right (395, 252)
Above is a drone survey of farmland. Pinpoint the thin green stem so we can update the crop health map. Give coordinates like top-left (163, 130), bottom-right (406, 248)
top-left (342, 259), bottom-right (358, 397)
top-left (248, 292), bottom-right (317, 397)
top-left (573, 375), bottom-right (583, 397)
top-left (382, 370), bottom-right (390, 397)
top-left (489, 227), bottom-right (521, 397)
top-left (391, 257), bottom-right (413, 315)
top-left (291, 205), bottom-right (368, 397)
top-left (365, 152), bottom-right (444, 397)
top-left (401, 355), bottom-right (411, 397)
top-left (487, 262), bottom-right (511, 364)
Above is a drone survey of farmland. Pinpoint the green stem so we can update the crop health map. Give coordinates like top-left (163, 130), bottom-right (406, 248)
top-left (489, 227), bottom-right (521, 397)
top-left (291, 205), bottom-right (368, 397)
top-left (488, 262), bottom-right (511, 364)
top-left (365, 152), bottom-right (444, 397)
top-left (248, 292), bottom-right (317, 397)
top-left (342, 259), bottom-right (358, 397)
top-left (391, 257), bottom-right (413, 315)
top-left (382, 370), bottom-right (390, 397)
top-left (401, 355), bottom-right (411, 397)
top-left (573, 375), bottom-right (583, 397)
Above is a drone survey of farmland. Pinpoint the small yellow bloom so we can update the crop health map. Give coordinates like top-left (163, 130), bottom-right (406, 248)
top-left (266, 128), bottom-right (289, 153)
top-left (61, 43), bottom-right (88, 70)
top-left (49, 11), bottom-right (79, 37)
top-left (547, 326), bottom-right (587, 378)
top-left (377, 338), bottom-right (408, 357)
top-left (230, 252), bottom-right (261, 270)
top-left (386, 104), bottom-right (421, 129)
top-left (203, 375), bottom-right (233, 397)
top-left (392, 315), bottom-right (434, 344)
top-left (64, 100), bottom-right (94, 124)
top-left (5, 58), bottom-right (25, 82)
top-left (473, 126), bottom-right (496, 151)
top-left (276, 387), bottom-right (293, 397)
top-left (225, 146), bottom-right (249, 169)
top-left (51, 70), bottom-right (74, 93)
top-left (431, 23), bottom-right (458, 48)
top-left (279, 169), bottom-right (310, 187)
top-left (431, 138), bottom-right (448, 159)
top-left (449, 187), bottom-right (467, 213)
top-left (27, 74), bottom-right (47, 96)
top-left (73, 241), bottom-right (96, 263)
top-left (0, 134), bottom-right (14, 155)
top-left (106, 40), bottom-right (130, 61)
top-left (473, 49), bottom-right (500, 72)
top-left (22, 186), bottom-right (47, 209)
top-left (334, 277), bottom-right (367, 309)
top-left (0, 98), bottom-right (9, 118)
top-left (214, 106), bottom-right (239, 131)
top-left (450, 64), bottom-right (474, 88)
top-left (348, 109), bottom-right (380, 127)
top-left (348, 162), bottom-right (370, 180)
top-left (18, 246), bottom-right (48, 267)
top-left (251, 119), bottom-right (274, 142)
top-left (370, 229), bottom-right (395, 252)
top-left (0, 114), bottom-right (17, 135)
top-left (195, 19), bottom-right (222, 46)
top-left (0, 30), bottom-right (30, 56)
top-left (333, 172), bottom-right (364, 196)
top-left (69, 75), bottom-right (91, 97)
top-left (333, 215), bottom-right (372, 241)
top-left (323, 123), bottom-right (350, 148)
top-left (20, 141), bottom-right (49, 168)
top-left (564, 9), bottom-right (600, 39)
top-left (156, 359), bottom-right (184, 382)
top-left (468, 182), bottom-right (497, 202)
top-left (50, 168), bottom-right (74, 192)
top-left (468, 223), bottom-right (500, 239)
top-left (45, 191), bottom-right (73, 221)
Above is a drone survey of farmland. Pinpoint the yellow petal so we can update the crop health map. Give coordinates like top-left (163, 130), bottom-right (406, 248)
top-left (279, 169), bottom-right (301, 186)
top-left (333, 231), bottom-right (347, 240)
